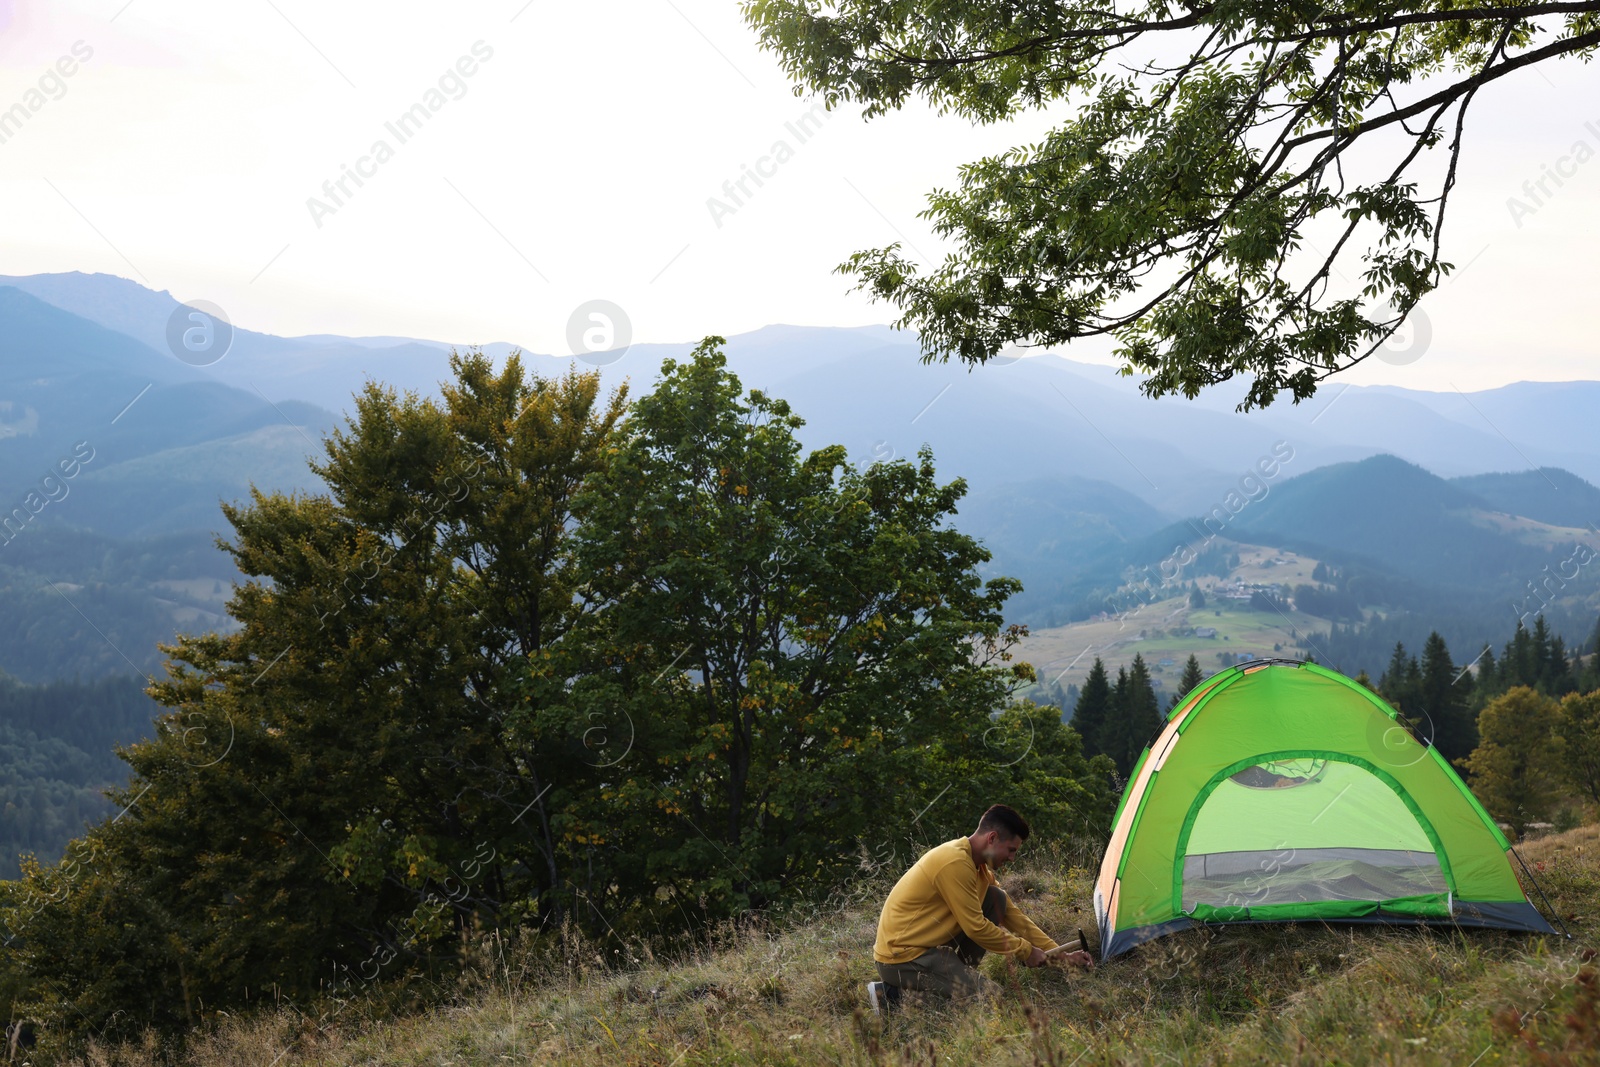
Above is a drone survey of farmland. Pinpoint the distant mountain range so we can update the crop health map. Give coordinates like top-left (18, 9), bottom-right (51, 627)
top-left (1, 270), bottom-right (1597, 682)
top-left (0, 286), bottom-right (337, 538)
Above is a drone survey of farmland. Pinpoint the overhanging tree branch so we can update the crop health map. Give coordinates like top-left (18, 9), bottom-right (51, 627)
top-left (746, 0), bottom-right (1600, 407)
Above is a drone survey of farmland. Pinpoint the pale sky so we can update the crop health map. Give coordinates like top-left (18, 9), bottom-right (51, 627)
top-left (1, 0), bottom-right (1597, 390)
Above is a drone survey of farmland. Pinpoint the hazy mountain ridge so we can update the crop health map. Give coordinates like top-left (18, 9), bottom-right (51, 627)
top-left (8, 272), bottom-right (1599, 498)
top-left (0, 272), bottom-right (518, 414)
top-left (1453, 468), bottom-right (1600, 530)
top-left (0, 287), bottom-right (338, 507)
top-left (2, 272), bottom-right (1598, 682)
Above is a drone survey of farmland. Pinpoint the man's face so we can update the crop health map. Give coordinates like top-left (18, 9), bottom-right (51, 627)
top-left (981, 831), bottom-right (1022, 869)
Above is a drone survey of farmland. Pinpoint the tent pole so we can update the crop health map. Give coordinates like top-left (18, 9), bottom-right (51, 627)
top-left (1509, 843), bottom-right (1571, 940)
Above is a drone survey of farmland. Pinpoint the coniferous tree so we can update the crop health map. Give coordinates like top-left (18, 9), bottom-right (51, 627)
top-left (1379, 642), bottom-right (1423, 712)
top-left (1505, 619), bottom-right (1538, 689)
top-left (1493, 624), bottom-right (1525, 694)
top-left (1039, 678), bottom-right (1076, 717)
top-left (1106, 666), bottom-right (1130, 771)
top-left (1118, 654), bottom-right (1163, 774)
top-left (1579, 612), bottom-right (1600, 666)
top-left (1486, 617), bottom-right (1578, 697)
top-left (1531, 616), bottom-right (1554, 683)
top-left (1169, 654), bottom-right (1205, 711)
top-left (1380, 641), bottom-right (1409, 698)
top-left (1514, 622), bottom-right (1537, 687)
top-left (1475, 644), bottom-right (1498, 696)
top-left (1547, 635), bottom-right (1577, 696)
top-left (1419, 632), bottom-right (1475, 761)
top-left (1072, 658), bottom-right (1112, 759)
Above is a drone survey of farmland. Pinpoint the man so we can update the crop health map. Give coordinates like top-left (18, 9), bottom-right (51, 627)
top-left (868, 804), bottom-right (1092, 1011)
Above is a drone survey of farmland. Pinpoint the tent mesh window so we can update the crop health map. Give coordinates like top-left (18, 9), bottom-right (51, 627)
top-left (1182, 758), bottom-right (1448, 910)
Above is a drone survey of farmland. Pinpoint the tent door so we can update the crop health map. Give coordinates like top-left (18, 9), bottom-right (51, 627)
top-left (1179, 754), bottom-right (1452, 914)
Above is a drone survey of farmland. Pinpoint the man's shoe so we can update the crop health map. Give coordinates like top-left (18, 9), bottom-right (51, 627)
top-left (866, 980), bottom-right (900, 1016)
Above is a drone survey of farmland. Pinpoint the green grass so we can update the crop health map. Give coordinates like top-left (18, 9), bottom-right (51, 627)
top-left (1019, 597), bottom-right (1325, 703)
top-left (67, 828), bottom-right (1600, 1066)
top-left (1014, 540), bottom-right (1383, 703)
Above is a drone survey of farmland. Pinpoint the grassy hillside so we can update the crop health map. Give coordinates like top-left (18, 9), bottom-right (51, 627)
top-left (1454, 469), bottom-right (1600, 532)
top-left (1014, 506), bottom-right (1600, 697)
top-left (1015, 543), bottom-right (1328, 698)
top-left (1226, 455), bottom-right (1558, 594)
top-left (69, 826), bottom-right (1599, 1066)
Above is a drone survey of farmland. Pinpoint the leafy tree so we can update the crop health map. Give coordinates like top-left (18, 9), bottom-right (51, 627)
top-left (1462, 686), bottom-right (1561, 836)
top-left (950, 699), bottom-right (1120, 843)
top-left (1555, 690), bottom-right (1600, 807)
top-left (745, 0), bottom-right (1600, 408)
top-left (552, 338), bottom-right (1051, 919)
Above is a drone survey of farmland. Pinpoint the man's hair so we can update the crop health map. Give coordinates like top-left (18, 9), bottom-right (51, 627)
top-left (976, 803), bottom-right (1030, 841)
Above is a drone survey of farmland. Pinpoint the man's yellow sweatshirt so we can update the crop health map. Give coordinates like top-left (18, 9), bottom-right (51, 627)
top-left (873, 837), bottom-right (1059, 964)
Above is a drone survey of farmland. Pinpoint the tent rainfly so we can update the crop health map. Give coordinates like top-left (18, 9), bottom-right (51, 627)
top-left (1095, 659), bottom-right (1555, 959)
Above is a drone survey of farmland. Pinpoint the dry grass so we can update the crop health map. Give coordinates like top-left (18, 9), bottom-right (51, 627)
top-left (61, 829), bottom-right (1600, 1067)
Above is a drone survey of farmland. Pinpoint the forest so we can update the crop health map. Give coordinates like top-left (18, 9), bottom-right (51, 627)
top-left (0, 674), bottom-right (158, 879)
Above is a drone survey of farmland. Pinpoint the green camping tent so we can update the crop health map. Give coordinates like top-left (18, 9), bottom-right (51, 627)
top-left (1094, 659), bottom-right (1554, 958)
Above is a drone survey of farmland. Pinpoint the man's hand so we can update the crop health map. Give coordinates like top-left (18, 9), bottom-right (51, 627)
top-left (1053, 949), bottom-right (1094, 971)
top-left (1023, 946), bottom-right (1048, 968)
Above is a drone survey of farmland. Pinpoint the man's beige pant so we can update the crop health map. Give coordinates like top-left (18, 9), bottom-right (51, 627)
top-left (874, 886), bottom-right (1008, 1002)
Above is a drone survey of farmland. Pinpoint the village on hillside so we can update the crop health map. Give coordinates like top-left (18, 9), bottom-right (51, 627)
top-left (1018, 546), bottom-right (1328, 707)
